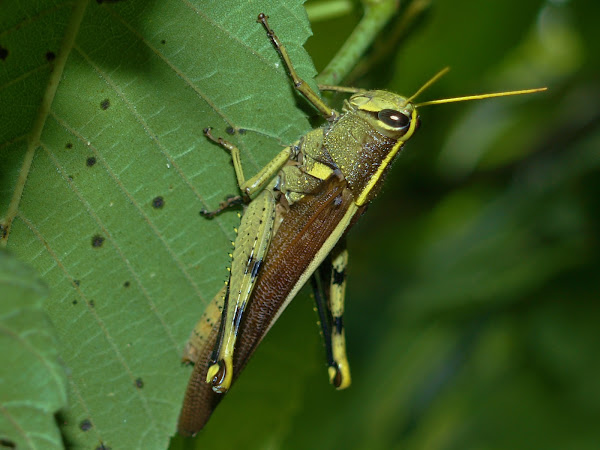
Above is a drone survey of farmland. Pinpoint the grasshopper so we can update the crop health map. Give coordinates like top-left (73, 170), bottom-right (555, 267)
top-left (177, 13), bottom-right (545, 436)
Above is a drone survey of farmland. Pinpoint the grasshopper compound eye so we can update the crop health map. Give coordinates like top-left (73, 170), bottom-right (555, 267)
top-left (378, 109), bottom-right (410, 129)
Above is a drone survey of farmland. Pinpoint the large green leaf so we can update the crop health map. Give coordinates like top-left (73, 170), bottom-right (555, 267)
top-left (1, 0), bottom-right (315, 447)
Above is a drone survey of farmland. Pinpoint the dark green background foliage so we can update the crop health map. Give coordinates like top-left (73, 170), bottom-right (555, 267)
top-left (1, 0), bottom-right (598, 449)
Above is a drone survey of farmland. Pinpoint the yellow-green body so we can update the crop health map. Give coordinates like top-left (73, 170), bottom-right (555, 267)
top-left (200, 85), bottom-right (420, 394)
top-left (178, 13), bottom-right (545, 436)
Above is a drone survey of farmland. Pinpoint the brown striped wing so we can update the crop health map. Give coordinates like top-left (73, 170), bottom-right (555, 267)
top-left (177, 176), bottom-right (365, 435)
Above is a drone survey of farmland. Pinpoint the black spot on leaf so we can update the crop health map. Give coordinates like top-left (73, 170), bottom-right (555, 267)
top-left (0, 438), bottom-right (16, 448)
top-left (135, 377), bottom-right (144, 388)
top-left (91, 234), bottom-right (104, 247)
top-left (100, 98), bottom-right (110, 110)
top-left (225, 126), bottom-right (235, 135)
top-left (45, 51), bottom-right (56, 62)
top-left (0, 46), bottom-right (8, 61)
top-left (123, 281), bottom-right (130, 287)
top-left (66, 142), bottom-right (73, 149)
top-left (151, 196), bottom-right (164, 209)
top-left (80, 419), bottom-right (92, 431)
top-left (86, 157), bottom-right (96, 167)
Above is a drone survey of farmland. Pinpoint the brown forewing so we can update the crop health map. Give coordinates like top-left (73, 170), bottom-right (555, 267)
top-left (178, 176), bottom-right (365, 436)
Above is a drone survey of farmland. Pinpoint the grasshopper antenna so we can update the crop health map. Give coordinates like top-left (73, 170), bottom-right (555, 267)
top-left (415, 87), bottom-right (547, 107)
top-left (405, 67), bottom-right (546, 106)
top-left (405, 67), bottom-right (451, 104)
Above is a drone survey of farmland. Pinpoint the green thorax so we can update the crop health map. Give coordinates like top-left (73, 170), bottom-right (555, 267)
top-left (323, 90), bottom-right (421, 206)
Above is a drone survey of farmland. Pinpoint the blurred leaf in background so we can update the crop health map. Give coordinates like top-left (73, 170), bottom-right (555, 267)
top-left (2, 0), bottom-right (599, 449)
top-left (294, 0), bottom-right (600, 449)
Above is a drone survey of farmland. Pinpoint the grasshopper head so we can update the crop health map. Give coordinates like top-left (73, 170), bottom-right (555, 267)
top-left (329, 71), bottom-right (545, 206)
top-left (347, 90), bottom-right (421, 143)
top-left (327, 90), bottom-right (421, 206)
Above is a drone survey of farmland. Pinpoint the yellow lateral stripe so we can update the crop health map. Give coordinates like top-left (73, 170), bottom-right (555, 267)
top-left (356, 109), bottom-right (419, 206)
top-left (355, 140), bottom-right (401, 206)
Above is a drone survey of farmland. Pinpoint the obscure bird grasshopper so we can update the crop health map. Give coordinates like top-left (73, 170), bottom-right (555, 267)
top-left (177, 13), bottom-right (545, 436)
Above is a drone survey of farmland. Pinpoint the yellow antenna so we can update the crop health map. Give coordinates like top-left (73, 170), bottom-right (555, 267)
top-left (404, 66), bottom-right (546, 107)
top-left (416, 87), bottom-right (547, 107)
top-left (319, 67), bottom-right (546, 105)
top-left (405, 67), bottom-right (451, 104)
